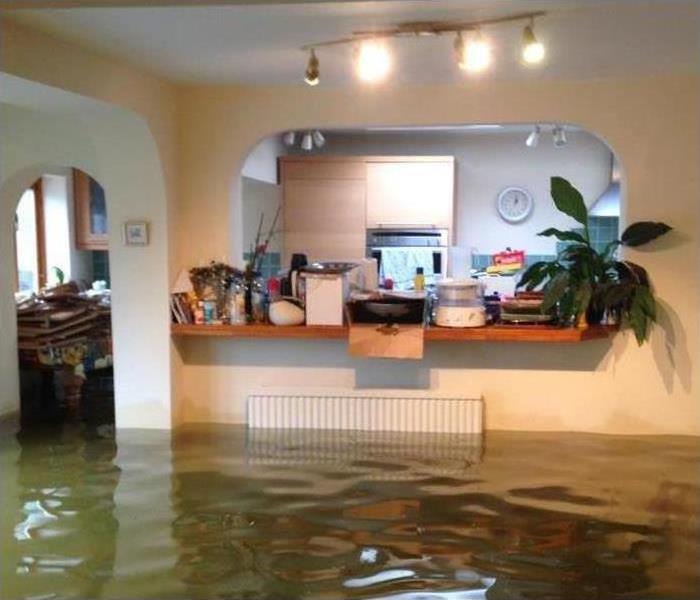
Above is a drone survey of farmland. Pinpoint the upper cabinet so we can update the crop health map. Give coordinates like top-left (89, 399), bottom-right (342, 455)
top-left (279, 156), bottom-right (455, 265)
top-left (281, 158), bottom-right (367, 265)
top-left (365, 157), bottom-right (455, 230)
top-left (73, 168), bottom-right (108, 250)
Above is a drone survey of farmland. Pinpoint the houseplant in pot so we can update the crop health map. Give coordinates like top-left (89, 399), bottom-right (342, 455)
top-left (518, 177), bottom-right (672, 344)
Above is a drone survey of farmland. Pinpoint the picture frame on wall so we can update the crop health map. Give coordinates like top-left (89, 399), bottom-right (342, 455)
top-left (123, 221), bottom-right (149, 246)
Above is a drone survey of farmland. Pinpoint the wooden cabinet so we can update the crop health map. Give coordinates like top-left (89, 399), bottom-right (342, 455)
top-left (281, 158), bottom-right (366, 265)
top-left (73, 168), bottom-right (108, 250)
top-left (280, 156), bottom-right (455, 266)
top-left (365, 157), bottom-right (454, 230)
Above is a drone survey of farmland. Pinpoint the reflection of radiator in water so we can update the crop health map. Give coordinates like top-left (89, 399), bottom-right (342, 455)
top-left (247, 393), bottom-right (483, 434)
top-left (246, 428), bottom-right (483, 470)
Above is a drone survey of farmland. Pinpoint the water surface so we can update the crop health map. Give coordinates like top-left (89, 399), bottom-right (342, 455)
top-left (1, 423), bottom-right (698, 599)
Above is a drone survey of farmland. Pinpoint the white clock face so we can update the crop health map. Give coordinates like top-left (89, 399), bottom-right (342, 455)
top-left (497, 187), bottom-right (534, 223)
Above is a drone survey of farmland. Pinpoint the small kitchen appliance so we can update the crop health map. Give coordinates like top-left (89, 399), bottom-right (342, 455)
top-left (299, 262), bottom-right (359, 326)
top-left (434, 278), bottom-right (486, 328)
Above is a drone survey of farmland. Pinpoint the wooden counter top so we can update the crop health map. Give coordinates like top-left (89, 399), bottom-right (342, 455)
top-left (171, 323), bottom-right (614, 343)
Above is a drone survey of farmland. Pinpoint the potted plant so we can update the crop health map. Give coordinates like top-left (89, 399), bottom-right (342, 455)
top-left (518, 177), bottom-right (672, 344)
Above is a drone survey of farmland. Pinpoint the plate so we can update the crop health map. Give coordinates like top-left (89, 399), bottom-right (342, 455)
top-left (500, 312), bottom-right (554, 324)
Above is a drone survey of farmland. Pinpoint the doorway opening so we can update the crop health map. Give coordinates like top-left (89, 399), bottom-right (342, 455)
top-left (14, 168), bottom-right (114, 428)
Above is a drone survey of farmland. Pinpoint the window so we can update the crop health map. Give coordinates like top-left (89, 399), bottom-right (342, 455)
top-left (14, 182), bottom-right (45, 293)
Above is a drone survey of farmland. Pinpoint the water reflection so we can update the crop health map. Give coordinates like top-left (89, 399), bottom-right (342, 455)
top-left (12, 424), bottom-right (120, 599)
top-left (169, 427), bottom-right (700, 599)
top-left (1, 424), bottom-right (698, 599)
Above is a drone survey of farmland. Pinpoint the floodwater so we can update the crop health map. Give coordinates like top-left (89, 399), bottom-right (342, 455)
top-left (0, 423), bottom-right (698, 599)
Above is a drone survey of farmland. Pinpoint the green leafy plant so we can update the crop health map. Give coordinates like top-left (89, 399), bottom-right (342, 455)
top-left (51, 266), bottom-right (65, 285)
top-left (518, 176), bottom-right (672, 345)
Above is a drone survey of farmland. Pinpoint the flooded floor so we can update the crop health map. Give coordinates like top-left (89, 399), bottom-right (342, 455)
top-left (0, 422), bottom-right (698, 599)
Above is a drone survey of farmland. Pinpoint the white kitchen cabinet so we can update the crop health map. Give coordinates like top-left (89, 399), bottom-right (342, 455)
top-left (365, 157), bottom-right (455, 230)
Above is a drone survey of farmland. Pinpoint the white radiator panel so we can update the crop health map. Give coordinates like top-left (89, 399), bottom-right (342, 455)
top-left (247, 393), bottom-right (483, 434)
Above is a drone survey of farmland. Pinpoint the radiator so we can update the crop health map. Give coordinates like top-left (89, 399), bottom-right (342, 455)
top-left (247, 393), bottom-right (483, 434)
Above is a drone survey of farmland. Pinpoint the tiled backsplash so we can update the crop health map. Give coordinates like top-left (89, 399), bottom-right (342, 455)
top-left (589, 216), bottom-right (620, 253)
top-left (243, 252), bottom-right (282, 279)
top-left (555, 216), bottom-right (620, 255)
top-left (91, 250), bottom-right (110, 285)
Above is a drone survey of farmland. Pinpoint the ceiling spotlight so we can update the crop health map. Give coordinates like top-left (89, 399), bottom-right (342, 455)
top-left (526, 125), bottom-right (541, 148)
top-left (282, 131), bottom-right (296, 146)
top-left (312, 130), bottom-right (325, 148)
top-left (521, 22), bottom-right (545, 65)
top-left (304, 49), bottom-right (320, 86)
top-left (301, 131), bottom-right (314, 151)
top-left (354, 39), bottom-right (392, 83)
top-left (460, 29), bottom-right (491, 73)
top-left (553, 126), bottom-right (567, 147)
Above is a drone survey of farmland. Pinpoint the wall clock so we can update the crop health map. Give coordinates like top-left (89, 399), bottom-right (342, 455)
top-left (496, 186), bottom-right (534, 223)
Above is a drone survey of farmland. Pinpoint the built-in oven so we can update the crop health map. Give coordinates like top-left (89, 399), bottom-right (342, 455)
top-left (366, 228), bottom-right (449, 290)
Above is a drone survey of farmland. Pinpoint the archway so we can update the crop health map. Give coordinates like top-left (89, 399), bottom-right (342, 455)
top-left (0, 76), bottom-right (172, 431)
top-left (13, 168), bottom-right (115, 426)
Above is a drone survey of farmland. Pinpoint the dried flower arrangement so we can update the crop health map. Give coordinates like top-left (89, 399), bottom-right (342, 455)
top-left (189, 261), bottom-right (243, 314)
top-left (246, 206), bottom-right (282, 277)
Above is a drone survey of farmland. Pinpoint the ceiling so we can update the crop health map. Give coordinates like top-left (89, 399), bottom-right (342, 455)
top-left (4, 0), bottom-right (699, 86)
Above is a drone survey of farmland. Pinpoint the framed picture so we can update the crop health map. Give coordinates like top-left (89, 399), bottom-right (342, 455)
top-left (123, 221), bottom-right (149, 246)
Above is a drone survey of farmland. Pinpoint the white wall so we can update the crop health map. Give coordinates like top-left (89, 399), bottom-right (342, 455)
top-left (241, 135), bottom-right (283, 185)
top-left (175, 74), bottom-right (699, 435)
top-left (0, 97), bottom-right (172, 428)
top-left (290, 129), bottom-right (611, 255)
top-left (241, 175), bottom-right (283, 261)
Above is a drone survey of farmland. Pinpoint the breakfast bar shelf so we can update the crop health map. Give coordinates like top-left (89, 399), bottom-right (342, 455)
top-left (171, 323), bottom-right (614, 343)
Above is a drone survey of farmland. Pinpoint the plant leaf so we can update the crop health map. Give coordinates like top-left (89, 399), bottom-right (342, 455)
top-left (517, 261), bottom-right (548, 290)
top-left (574, 280), bottom-right (592, 317)
top-left (621, 221), bottom-right (672, 247)
top-left (602, 240), bottom-right (622, 261)
top-left (538, 228), bottom-right (588, 244)
top-left (628, 290), bottom-right (650, 345)
top-left (551, 177), bottom-right (589, 227)
top-left (542, 270), bottom-right (570, 313)
top-left (635, 285), bottom-right (656, 321)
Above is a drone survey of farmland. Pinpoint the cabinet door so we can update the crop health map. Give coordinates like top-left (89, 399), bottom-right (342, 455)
top-left (74, 169), bottom-right (108, 250)
top-left (366, 160), bottom-right (454, 230)
top-left (283, 177), bottom-right (366, 265)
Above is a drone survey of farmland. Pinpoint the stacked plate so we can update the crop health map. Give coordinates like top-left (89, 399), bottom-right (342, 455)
top-left (500, 294), bottom-right (553, 324)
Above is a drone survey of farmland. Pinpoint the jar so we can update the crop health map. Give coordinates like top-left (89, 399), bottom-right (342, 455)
top-left (244, 273), bottom-right (267, 323)
top-left (226, 279), bottom-right (246, 325)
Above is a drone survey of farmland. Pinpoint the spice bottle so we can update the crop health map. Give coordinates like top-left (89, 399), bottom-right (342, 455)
top-left (414, 267), bottom-right (425, 292)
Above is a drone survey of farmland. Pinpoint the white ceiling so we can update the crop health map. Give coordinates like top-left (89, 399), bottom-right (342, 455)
top-left (5, 0), bottom-right (699, 86)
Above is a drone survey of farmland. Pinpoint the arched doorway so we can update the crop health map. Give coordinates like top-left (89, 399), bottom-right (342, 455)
top-left (13, 168), bottom-right (114, 427)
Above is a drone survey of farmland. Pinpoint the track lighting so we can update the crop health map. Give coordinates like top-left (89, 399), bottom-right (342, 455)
top-left (312, 130), bottom-right (325, 148)
top-left (553, 126), bottom-right (567, 147)
top-left (354, 39), bottom-right (391, 83)
top-left (286, 130), bottom-right (326, 151)
top-left (301, 10), bottom-right (547, 86)
top-left (521, 21), bottom-right (545, 65)
top-left (461, 29), bottom-right (491, 73)
top-left (301, 131), bottom-right (314, 151)
top-left (304, 49), bottom-right (320, 86)
top-left (526, 125), bottom-right (541, 148)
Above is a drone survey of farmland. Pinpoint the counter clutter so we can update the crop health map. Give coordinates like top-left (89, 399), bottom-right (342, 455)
top-left (170, 255), bottom-right (616, 351)
top-left (16, 281), bottom-right (113, 416)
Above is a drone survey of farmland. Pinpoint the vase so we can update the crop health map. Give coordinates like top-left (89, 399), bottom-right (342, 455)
top-left (243, 272), bottom-right (265, 323)
top-left (586, 302), bottom-right (605, 326)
